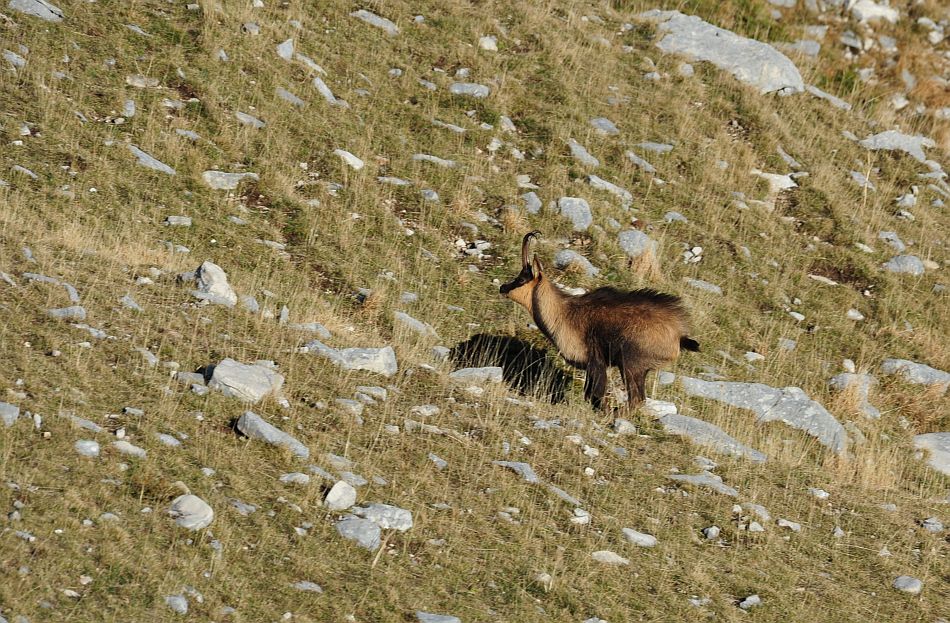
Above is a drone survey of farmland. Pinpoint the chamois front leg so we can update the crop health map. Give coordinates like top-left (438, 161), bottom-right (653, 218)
top-left (583, 352), bottom-right (608, 411)
top-left (620, 360), bottom-right (648, 410)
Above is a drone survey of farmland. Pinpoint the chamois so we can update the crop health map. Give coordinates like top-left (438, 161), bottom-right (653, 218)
top-left (500, 231), bottom-right (700, 410)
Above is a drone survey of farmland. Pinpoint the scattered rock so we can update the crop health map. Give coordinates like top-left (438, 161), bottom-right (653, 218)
top-left (449, 367), bottom-right (503, 384)
top-left (554, 250), bottom-right (599, 277)
top-left (48, 306), bottom-right (86, 321)
top-left (128, 145), bottom-right (175, 175)
top-left (336, 515), bottom-right (382, 550)
top-left (304, 340), bottom-right (398, 377)
top-left (202, 171), bottom-right (259, 190)
top-left (638, 10), bottom-right (804, 94)
top-left (9, 0), bottom-right (64, 22)
top-left (913, 433), bottom-right (950, 476)
top-left (1, 402), bottom-right (20, 427)
top-left (492, 461), bottom-right (540, 483)
top-left (658, 411), bottom-right (767, 462)
top-left (668, 471), bottom-right (738, 497)
top-left (882, 359), bottom-right (949, 391)
top-left (165, 594), bottom-right (188, 615)
top-left (618, 229), bottom-right (656, 258)
top-left (739, 594), bottom-right (761, 610)
top-left (679, 376), bottom-right (848, 454)
top-left (333, 149), bottom-right (364, 170)
top-left (325, 481), bottom-right (357, 511)
top-left (591, 550), bottom-right (629, 566)
top-left (350, 9), bottom-right (399, 36)
top-left (74, 440), bottom-right (99, 457)
top-left (168, 494), bottom-right (214, 530)
top-left (292, 581), bottom-right (323, 594)
top-left (416, 612), bottom-right (461, 623)
top-left (567, 139), bottom-right (599, 167)
top-left (860, 131), bottom-right (934, 163)
top-left (192, 261), bottom-right (237, 306)
top-left (112, 440), bottom-right (146, 459)
top-left (448, 82), bottom-right (490, 98)
top-left (351, 503), bottom-right (413, 531)
top-left (622, 528), bottom-right (658, 547)
top-left (236, 411), bottom-right (310, 459)
top-left (208, 358), bottom-right (284, 403)
top-left (394, 311), bottom-right (438, 338)
top-left (892, 575), bottom-right (922, 595)
top-left (557, 197), bottom-right (593, 231)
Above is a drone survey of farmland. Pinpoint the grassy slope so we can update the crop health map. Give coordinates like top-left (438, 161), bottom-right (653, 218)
top-left (0, 0), bottom-right (947, 621)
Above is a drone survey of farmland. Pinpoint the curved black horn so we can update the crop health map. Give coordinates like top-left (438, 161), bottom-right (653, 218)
top-left (522, 230), bottom-right (541, 268)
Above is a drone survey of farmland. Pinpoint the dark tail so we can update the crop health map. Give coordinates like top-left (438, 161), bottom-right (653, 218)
top-left (680, 336), bottom-right (700, 352)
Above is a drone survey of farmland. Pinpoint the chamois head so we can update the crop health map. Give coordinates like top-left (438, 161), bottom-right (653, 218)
top-left (500, 231), bottom-right (543, 313)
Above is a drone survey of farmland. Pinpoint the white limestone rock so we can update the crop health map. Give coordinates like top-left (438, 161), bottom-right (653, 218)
top-left (236, 411), bottom-right (310, 459)
top-left (350, 9), bottom-right (399, 36)
top-left (325, 481), bottom-right (357, 511)
top-left (303, 340), bottom-right (398, 377)
top-left (168, 494), bottom-right (214, 530)
top-left (449, 366), bottom-right (502, 384)
top-left (202, 171), bottom-right (258, 190)
top-left (567, 139), bottom-right (599, 167)
top-left (659, 412), bottom-right (767, 462)
top-left (591, 550), bottom-right (629, 565)
top-left (208, 358), bottom-right (284, 403)
top-left (192, 261), bottom-right (237, 306)
top-left (492, 461), bottom-right (540, 483)
top-left (860, 131), bottom-right (934, 163)
top-left (449, 82), bottom-right (490, 98)
top-left (557, 197), bottom-right (593, 231)
top-left (913, 433), bottom-right (950, 476)
top-left (622, 528), bottom-right (658, 547)
top-left (554, 250), bottom-right (599, 277)
top-left (679, 376), bottom-right (848, 454)
top-left (9, 0), bottom-right (63, 22)
top-left (128, 145), bottom-right (176, 175)
top-left (637, 10), bottom-right (804, 94)
top-left (618, 229), bottom-right (656, 258)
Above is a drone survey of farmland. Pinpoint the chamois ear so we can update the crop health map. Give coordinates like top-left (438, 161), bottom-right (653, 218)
top-left (532, 255), bottom-right (543, 278)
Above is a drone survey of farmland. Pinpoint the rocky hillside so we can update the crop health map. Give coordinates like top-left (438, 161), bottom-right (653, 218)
top-left (0, 0), bottom-right (948, 621)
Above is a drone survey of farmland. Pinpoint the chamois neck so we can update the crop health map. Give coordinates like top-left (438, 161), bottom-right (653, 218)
top-left (531, 277), bottom-right (570, 333)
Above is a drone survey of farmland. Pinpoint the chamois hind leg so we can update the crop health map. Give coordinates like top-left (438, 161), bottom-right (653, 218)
top-left (583, 352), bottom-right (608, 411)
top-left (620, 350), bottom-right (649, 410)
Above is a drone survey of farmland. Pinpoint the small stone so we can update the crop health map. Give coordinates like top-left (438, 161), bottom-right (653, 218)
top-left (892, 575), bottom-right (922, 595)
top-left (279, 472), bottom-right (310, 485)
top-left (292, 581), bottom-right (323, 593)
top-left (416, 613), bottom-right (461, 623)
top-left (350, 9), bottom-right (399, 36)
top-left (591, 550), bottom-right (629, 566)
top-left (739, 594), bottom-right (761, 610)
top-left (324, 481), bottom-right (357, 511)
top-left (702, 525), bottom-right (720, 540)
top-left (74, 440), bottom-right (99, 457)
top-left (165, 594), bottom-right (188, 614)
top-left (777, 518), bottom-right (801, 532)
top-left (112, 440), bottom-right (146, 459)
top-left (622, 528), bottom-right (657, 547)
top-left (168, 494), bottom-right (214, 530)
top-left (920, 517), bottom-right (943, 533)
top-left (448, 82), bottom-right (490, 98)
top-left (618, 229), bottom-right (656, 258)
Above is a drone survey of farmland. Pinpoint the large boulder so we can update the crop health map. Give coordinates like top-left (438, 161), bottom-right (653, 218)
top-left (208, 359), bottom-right (284, 403)
top-left (638, 10), bottom-right (804, 94)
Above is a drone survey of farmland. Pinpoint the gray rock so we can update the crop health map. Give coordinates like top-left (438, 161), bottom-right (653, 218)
top-left (659, 412), bottom-right (767, 462)
top-left (119, 294), bottom-right (142, 312)
top-left (1, 402), bottom-right (20, 427)
top-left (522, 191), bottom-right (542, 214)
top-left (449, 366), bottom-right (502, 384)
top-left (546, 484), bottom-right (582, 506)
top-left (892, 575), bottom-right (922, 595)
top-left (554, 250), bottom-right (599, 277)
top-left (74, 440), bottom-right (99, 457)
top-left (739, 594), bottom-right (761, 610)
top-left (229, 499), bottom-right (256, 516)
top-left (664, 211), bottom-right (687, 223)
top-left (625, 150), bottom-right (657, 174)
top-left (193, 261), bottom-right (237, 306)
top-left (850, 171), bottom-right (876, 191)
top-left (312, 77), bottom-right (339, 105)
top-left (591, 550), bottom-right (629, 565)
top-left (236, 411), bottom-right (309, 459)
top-left (9, 0), bottom-right (63, 22)
top-left (668, 471), bottom-right (739, 496)
top-left (48, 306), bottom-right (86, 321)
top-left (805, 85), bottom-right (852, 110)
top-left (350, 9), bottom-right (399, 36)
top-left (684, 278), bottom-right (722, 295)
top-left (878, 231), bottom-right (906, 252)
top-left (638, 10), bottom-right (803, 94)
top-left (128, 145), bottom-right (175, 175)
top-left (702, 525), bottom-right (720, 540)
top-left (168, 494), bottom-right (214, 530)
top-left (622, 528), bottom-right (658, 547)
top-left (493, 461), bottom-right (540, 483)
top-left (304, 340), bottom-right (398, 377)
top-left (175, 371), bottom-right (205, 386)
top-left (567, 139), bottom-right (599, 167)
top-left (4, 49), bottom-right (26, 68)
top-left (156, 433), bottom-right (181, 447)
top-left (590, 117), bottom-right (620, 136)
top-left (913, 433), bottom-right (950, 475)
top-left (635, 142), bottom-right (674, 153)
top-left (235, 111), bottom-right (265, 129)
top-left (618, 229), bottom-right (656, 258)
top-left (325, 481), bottom-right (357, 511)
top-left (68, 414), bottom-right (103, 433)
top-left (276, 87), bottom-right (306, 107)
top-left (588, 175), bottom-right (633, 207)
top-left (112, 440), bottom-right (146, 458)
top-left (449, 82), bottom-right (490, 98)
top-left (292, 581), bottom-right (323, 593)
top-left (920, 517), bottom-right (943, 533)
top-left (23, 272), bottom-right (80, 302)
top-left (416, 613), bottom-right (461, 623)
top-left (860, 130), bottom-right (935, 163)
top-left (208, 358), bottom-right (284, 403)
top-left (883, 255), bottom-right (925, 275)
top-left (336, 515), bottom-right (382, 550)
top-left (351, 503), bottom-right (413, 531)
top-left (165, 594), bottom-right (188, 614)
top-left (202, 170), bottom-right (259, 190)
top-left (276, 38), bottom-right (294, 60)
top-left (412, 154), bottom-right (456, 168)
top-left (394, 311), bottom-right (438, 338)
top-left (679, 376), bottom-right (848, 454)
top-left (557, 197), bottom-right (593, 231)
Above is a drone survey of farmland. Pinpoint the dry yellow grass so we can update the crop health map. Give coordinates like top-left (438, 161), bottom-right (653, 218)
top-left (0, 0), bottom-right (947, 621)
